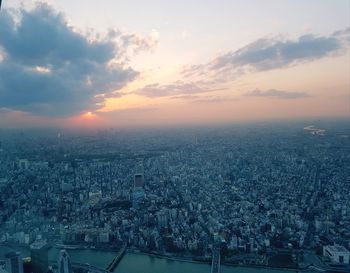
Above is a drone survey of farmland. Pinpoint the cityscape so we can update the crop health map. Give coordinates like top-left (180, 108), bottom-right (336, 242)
top-left (0, 120), bottom-right (350, 273)
top-left (0, 0), bottom-right (350, 273)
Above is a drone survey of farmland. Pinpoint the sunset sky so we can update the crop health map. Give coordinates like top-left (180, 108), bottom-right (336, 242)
top-left (0, 0), bottom-right (349, 128)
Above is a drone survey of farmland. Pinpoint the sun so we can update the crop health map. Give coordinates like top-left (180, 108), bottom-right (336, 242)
top-left (83, 111), bottom-right (96, 118)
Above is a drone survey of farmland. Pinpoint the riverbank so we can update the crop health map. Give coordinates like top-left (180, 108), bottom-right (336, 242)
top-left (126, 249), bottom-right (316, 272)
top-left (1, 243), bottom-right (322, 273)
top-left (127, 248), bottom-right (211, 264)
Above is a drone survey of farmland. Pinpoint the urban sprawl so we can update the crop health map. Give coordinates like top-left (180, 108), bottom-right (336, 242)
top-left (0, 122), bottom-right (349, 273)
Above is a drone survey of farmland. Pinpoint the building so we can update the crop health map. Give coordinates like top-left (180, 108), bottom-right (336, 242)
top-left (156, 211), bottom-right (168, 228)
top-left (134, 173), bottom-right (144, 189)
top-left (132, 189), bottom-right (145, 208)
top-left (18, 159), bottom-right (28, 170)
top-left (98, 232), bottom-right (110, 243)
top-left (133, 166), bottom-right (145, 209)
top-left (323, 245), bottom-right (350, 264)
top-left (58, 250), bottom-right (72, 273)
top-left (30, 241), bottom-right (50, 273)
top-left (5, 252), bottom-right (23, 273)
top-left (0, 268), bottom-right (9, 273)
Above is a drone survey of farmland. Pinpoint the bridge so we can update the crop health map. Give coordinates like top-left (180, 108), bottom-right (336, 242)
top-left (211, 247), bottom-right (221, 273)
top-left (106, 243), bottom-right (127, 272)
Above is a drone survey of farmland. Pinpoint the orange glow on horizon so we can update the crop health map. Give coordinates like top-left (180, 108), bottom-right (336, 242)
top-left (61, 111), bottom-right (107, 129)
top-left (83, 111), bottom-right (96, 118)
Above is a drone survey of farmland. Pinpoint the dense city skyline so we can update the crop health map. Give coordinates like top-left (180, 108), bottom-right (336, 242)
top-left (0, 0), bottom-right (349, 128)
top-left (0, 120), bottom-right (350, 273)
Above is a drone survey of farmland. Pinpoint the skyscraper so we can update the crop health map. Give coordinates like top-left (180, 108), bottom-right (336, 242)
top-left (5, 252), bottom-right (23, 273)
top-left (30, 242), bottom-right (49, 273)
top-left (134, 161), bottom-right (145, 189)
top-left (134, 174), bottom-right (144, 189)
top-left (133, 163), bottom-right (145, 208)
top-left (58, 250), bottom-right (72, 273)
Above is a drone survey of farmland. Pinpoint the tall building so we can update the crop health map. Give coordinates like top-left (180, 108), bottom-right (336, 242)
top-left (134, 161), bottom-right (145, 189)
top-left (134, 174), bottom-right (144, 189)
top-left (133, 163), bottom-right (145, 208)
top-left (30, 242), bottom-right (49, 273)
top-left (58, 250), bottom-right (72, 273)
top-left (5, 252), bottom-right (23, 273)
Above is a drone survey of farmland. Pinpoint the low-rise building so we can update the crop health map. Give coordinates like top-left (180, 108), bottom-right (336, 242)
top-left (323, 245), bottom-right (350, 264)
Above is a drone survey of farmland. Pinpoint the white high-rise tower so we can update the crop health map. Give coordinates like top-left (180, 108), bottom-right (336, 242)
top-left (58, 250), bottom-right (72, 273)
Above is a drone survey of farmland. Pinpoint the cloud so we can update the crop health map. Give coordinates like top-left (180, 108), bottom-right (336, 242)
top-left (170, 94), bottom-right (201, 100)
top-left (109, 28), bottom-right (159, 56)
top-left (133, 82), bottom-right (223, 98)
top-left (244, 89), bottom-right (310, 99)
top-left (171, 94), bottom-right (235, 104)
top-left (332, 27), bottom-right (350, 43)
top-left (192, 96), bottom-right (236, 104)
top-left (0, 3), bottom-right (153, 116)
top-left (129, 29), bottom-right (348, 101)
top-left (213, 34), bottom-right (340, 71)
top-left (182, 31), bottom-right (346, 81)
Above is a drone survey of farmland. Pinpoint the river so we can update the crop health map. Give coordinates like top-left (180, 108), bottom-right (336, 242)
top-left (0, 245), bottom-right (313, 273)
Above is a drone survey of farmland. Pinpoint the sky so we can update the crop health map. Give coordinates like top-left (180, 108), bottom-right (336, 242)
top-left (0, 0), bottom-right (349, 128)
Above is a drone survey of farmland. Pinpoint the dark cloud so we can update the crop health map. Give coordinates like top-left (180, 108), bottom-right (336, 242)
top-left (0, 3), bottom-right (155, 116)
top-left (134, 82), bottom-right (222, 98)
top-left (244, 89), bottom-right (310, 99)
top-left (182, 31), bottom-right (345, 80)
top-left (332, 27), bottom-right (350, 43)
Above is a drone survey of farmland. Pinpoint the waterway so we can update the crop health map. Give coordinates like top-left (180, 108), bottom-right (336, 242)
top-left (0, 245), bottom-right (314, 273)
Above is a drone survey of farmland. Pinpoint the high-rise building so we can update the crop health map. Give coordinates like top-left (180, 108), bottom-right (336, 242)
top-left (58, 250), bottom-right (72, 273)
top-left (134, 161), bottom-right (145, 189)
top-left (134, 174), bottom-right (144, 189)
top-left (30, 241), bottom-right (49, 273)
top-left (5, 252), bottom-right (23, 273)
top-left (133, 164), bottom-right (145, 208)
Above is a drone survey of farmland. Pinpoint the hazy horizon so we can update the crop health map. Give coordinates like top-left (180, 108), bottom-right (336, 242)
top-left (0, 117), bottom-right (348, 133)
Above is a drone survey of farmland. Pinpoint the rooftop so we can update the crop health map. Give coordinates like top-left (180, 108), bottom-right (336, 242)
top-left (326, 245), bottom-right (350, 253)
